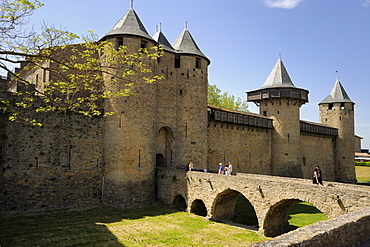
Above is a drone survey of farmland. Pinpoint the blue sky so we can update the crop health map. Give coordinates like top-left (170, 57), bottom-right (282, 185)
top-left (14, 0), bottom-right (370, 148)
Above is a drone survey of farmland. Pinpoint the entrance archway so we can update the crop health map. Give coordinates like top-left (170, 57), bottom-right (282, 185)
top-left (156, 127), bottom-right (174, 168)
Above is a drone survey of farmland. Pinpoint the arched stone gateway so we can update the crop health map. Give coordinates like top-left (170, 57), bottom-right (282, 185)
top-left (156, 127), bottom-right (174, 168)
top-left (172, 194), bottom-right (186, 211)
top-left (190, 199), bottom-right (207, 217)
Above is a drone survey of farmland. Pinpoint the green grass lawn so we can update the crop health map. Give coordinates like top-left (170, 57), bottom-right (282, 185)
top-left (0, 191), bottom-right (335, 246)
top-left (356, 165), bottom-right (370, 183)
top-left (0, 201), bottom-right (267, 247)
top-left (288, 201), bottom-right (328, 228)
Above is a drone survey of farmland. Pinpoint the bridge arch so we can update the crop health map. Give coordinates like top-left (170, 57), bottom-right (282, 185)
top-left (210, 189), bottom-right (258, 227)
top-left (263, 198), bottom-right (326, 237)
top-left (190, 199), bottom-right (207, 217)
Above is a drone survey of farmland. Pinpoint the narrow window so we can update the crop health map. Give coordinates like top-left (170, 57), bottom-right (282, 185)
top-left (340, 103), bottom-right (345, 109)
top-left (141, 40), bottom-right (147, 50)
top-left (117, 38), bottom-right (124, 50)
top-left (329, 103), bottom-right (333, 110)
top-left (196, 57), bottom-right (201, 69)
top-left (263, 111), bottom-right (267, 116)
top-left (174, 55), bottom-right (181, 68)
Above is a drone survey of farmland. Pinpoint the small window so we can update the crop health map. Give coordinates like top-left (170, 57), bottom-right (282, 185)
top-left (263, 111), bottom-right (267, 116)
top-left (340, 103), bottom-right (345, 109)
top-left (141, 40), bottom-right (147, 49)
top-left (329, 103), bottom-right (333, 110)
top-left (117, 38), bottom-right (124, 50)
top-left (196, 57), bottom-right (201, 69)
top-left (174, 55), bottom-right (181, 68)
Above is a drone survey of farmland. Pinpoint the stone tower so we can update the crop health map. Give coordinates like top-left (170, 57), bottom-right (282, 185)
top-left (247, 59), bottom-right (309, 177)
top-left (100, 6), bottom-right (210, 208)
top-left (319, 79), bottom-right (356, 182)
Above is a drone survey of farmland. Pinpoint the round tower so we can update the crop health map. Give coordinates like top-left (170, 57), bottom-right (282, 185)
top-left (319, 79), bottom-right (355, 183)
top-left (99, 6), bottom-right (210, 209)
top-left (99, 6), bottom-right (159, 209)
top-left (247, 59), bottom-right (309, 177)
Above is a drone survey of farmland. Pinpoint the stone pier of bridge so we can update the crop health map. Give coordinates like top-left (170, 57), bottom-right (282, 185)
top-left (156, 168), bottom-right (370, 237)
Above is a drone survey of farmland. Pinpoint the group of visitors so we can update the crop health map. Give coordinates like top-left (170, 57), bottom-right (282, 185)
top-left (313, 166), bottom-right (323, 185)
top-left (218, 162), bottom-right (233, 175)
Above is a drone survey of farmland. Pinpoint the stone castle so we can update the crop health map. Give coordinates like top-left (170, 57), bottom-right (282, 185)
top-left (0, 5), bottom-right (356, 213)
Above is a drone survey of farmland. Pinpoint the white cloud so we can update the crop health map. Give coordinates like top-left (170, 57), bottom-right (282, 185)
top-left (262, 0), bottom-right (304, 9)
top-left (362, 0), bottom-right (370, 7)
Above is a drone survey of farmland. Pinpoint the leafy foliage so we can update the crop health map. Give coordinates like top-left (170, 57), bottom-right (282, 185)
top-left (0, 1), bottom-right (163, 125)
top-left (355, 161), bottom-right (370, 167)
top-left (208, 84), bottom-right (249, 112)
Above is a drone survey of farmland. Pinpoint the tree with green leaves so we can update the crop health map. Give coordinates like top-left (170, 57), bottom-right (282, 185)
top-left (208, 84), bottom-right (249, 112)
top-left (0, 0), bottom-right (163, 125)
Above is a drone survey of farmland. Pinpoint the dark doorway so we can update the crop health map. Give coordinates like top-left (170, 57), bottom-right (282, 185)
top-left (156, 154), bottom-right (165, 168)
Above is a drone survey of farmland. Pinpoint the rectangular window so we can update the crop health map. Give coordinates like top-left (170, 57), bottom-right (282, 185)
top-left (175, 55), bottom-right (181, 68)
top-left (141, 40), bottom-right (147, 49)
top-left (196, 57), bottom-right (201, 69)
top-left (329, 103), bottom-right (334, 110)
top-left (117, 38), bottom-right (124, 50)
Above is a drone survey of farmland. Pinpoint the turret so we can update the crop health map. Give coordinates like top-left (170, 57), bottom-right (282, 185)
top-left (319, 79), bottom-right (355, 182)
top-left (100, 5), bottom-right (210, 209)
top-left (247, 59), bottom-right (309, 177)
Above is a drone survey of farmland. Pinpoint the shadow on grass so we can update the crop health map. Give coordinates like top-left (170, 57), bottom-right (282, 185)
top-left (289, 201), bottom-right (323, 215)
top-left (0, 200), bottom-right (179, 247)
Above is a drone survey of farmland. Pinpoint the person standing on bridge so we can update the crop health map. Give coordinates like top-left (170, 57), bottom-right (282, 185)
top-left (218, 163), bottom-right (225, 174)
top-left (313, 167), bottom-right (318, 185)
top-left (316, 166), bottom-right (323, 186)
top-left (227, 162), bottom-right (233, 176)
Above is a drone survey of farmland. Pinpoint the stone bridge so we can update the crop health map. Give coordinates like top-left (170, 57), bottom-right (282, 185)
top-left (156, 168), bottom-right (370, 237)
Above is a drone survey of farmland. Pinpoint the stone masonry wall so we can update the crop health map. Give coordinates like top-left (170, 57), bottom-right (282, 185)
top-left (252, 207), bottom-right (370, 247)
top-left (300, 134), bottom-right (336, 181)
top-left (207, 123), bottom-right (272, 174)
top-left (0, 112), bottom-right (103, 213)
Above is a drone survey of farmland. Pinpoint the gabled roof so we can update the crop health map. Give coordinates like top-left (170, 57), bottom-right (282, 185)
top-left (102, 8), bottom-right (153, 40)
top-left (261, 59), bottom-right (295, 89)
top-left (153, 30), bottom-right (174, 51)
top-left (172, 29), bottom-right (207, 58)
top-left (319, 80), bottom-right (354, 104)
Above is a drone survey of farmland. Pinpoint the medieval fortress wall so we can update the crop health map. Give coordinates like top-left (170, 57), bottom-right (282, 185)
top-left (0, 4), bottom-right (359, 232)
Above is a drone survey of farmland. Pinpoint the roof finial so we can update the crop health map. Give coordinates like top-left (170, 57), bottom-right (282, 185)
top-left (155, 24), bottom-right (158, 33)
top-left (130, 0), bottom-right (134, 9)
top-left (336, 70), bottom-right (339, 81)
top-left (279, 54), bottom-right (282, 60)
top-left (185, 21), bottom-right (188, 30)
top-left (159, 23), bottom-right (162, 32)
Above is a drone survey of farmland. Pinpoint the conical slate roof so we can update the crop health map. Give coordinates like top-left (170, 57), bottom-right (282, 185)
top-left (103, 8), bottom-right (153, 40)
top-left (153, 30), bottom-right (174, 51)
top-left (172, 29), bottom-right (206, 58)
top-left (319, 80), bottom-right (354, 104)
top-left (261, 59), bottom-right (295, 89)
